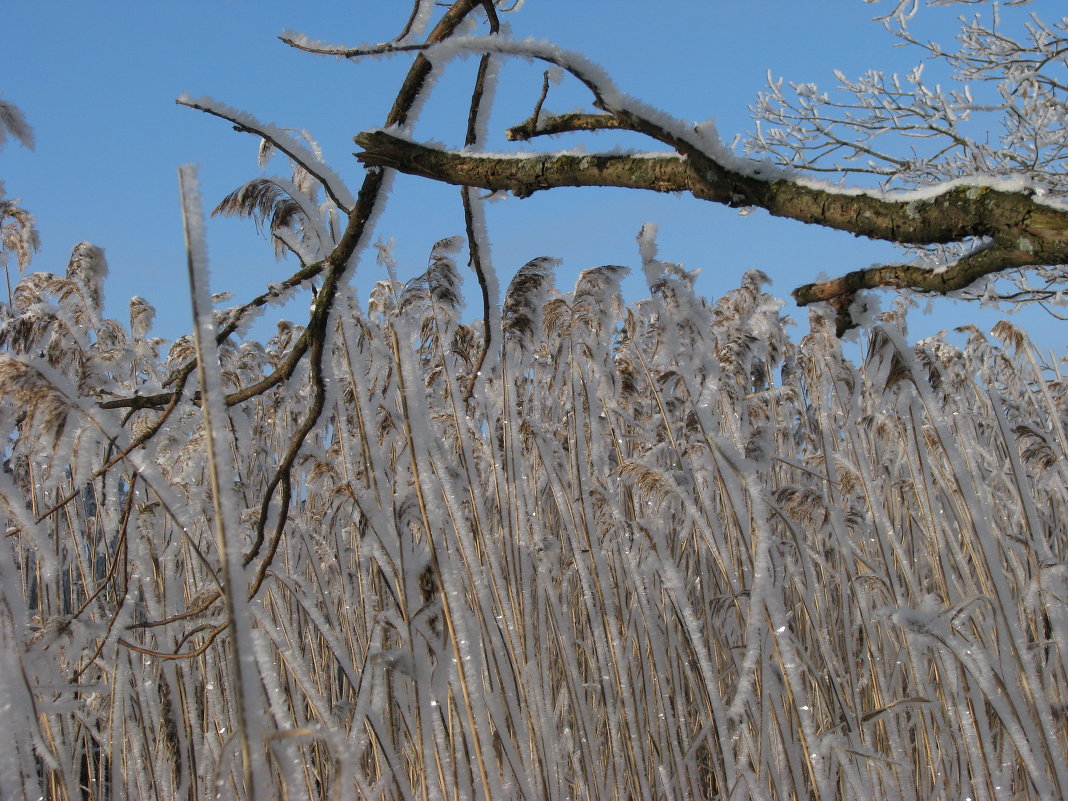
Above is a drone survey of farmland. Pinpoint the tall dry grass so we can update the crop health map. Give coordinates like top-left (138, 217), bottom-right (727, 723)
top-left (0, 235), bottom-right (1065, 800)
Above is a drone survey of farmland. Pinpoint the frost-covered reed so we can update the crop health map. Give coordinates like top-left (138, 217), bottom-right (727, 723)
top-left (0, 236), bottom-right (1065, 801)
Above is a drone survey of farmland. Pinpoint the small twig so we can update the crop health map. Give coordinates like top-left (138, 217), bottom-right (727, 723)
top-left (118, 622), bottom-right (228, 660)
top-left (393, 1), bottom-right (427, 44)
top-left (462, 187), bottom-right (491, 401)
top-left (243, 264), bottom-right (335, 570)
top-left (507, 110), bottom-right (625, 141)
top-left (126, 590), bottom-right (222, 630)
top-left (461, 23), bottom-right (499, 400)
top-left (279, 37), bottom-right (429, 59)
top-left (71, 485), bottom-right (134, 680)
top-left (72, 485), bottom-right (134, 620)
top-left (176, 96), bottom-right (353, 214)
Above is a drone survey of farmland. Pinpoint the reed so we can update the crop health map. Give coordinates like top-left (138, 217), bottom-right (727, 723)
top-left (0, 236), bottom-right (1064, 800)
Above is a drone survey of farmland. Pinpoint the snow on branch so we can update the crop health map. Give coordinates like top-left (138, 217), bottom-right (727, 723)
top-left (356, 132), bottom-right (1068, 281)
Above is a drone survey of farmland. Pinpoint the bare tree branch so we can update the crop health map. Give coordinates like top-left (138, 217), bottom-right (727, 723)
top-left (462, 47), bottom-right (498, 399)
top-left (506, 110), bottom-right (625, 141)
top-left (345, 27), bottom-right (1068, 323)
top-left (355, 130), bottom-right (1068, 308)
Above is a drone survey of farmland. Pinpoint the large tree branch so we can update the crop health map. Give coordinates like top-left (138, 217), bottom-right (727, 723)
top-left (357, 132), bottom-right (699, 197)
top-left (354, 130), bottom-right (1068, 309)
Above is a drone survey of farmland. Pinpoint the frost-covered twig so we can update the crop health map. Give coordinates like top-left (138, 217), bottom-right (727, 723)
top-left (176, 94), bottom-right (356, 214)
top-left (460, 9), bottom-right (501, 400)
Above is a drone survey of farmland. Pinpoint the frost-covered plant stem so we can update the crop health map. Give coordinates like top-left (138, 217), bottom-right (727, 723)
top-left (179, 165), bottom-right (268, 800)
top-left (3, 245), bottom-right (1065, 798)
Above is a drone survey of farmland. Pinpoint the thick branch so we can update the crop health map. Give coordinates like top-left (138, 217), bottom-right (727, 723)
top-left (356, 131), bottom-right (696, 198)
top-left (355, 130), bottom-right (1068, 302)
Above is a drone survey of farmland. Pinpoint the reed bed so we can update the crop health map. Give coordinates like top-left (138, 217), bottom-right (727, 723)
top-left (0, 237), bottom-right (1065, 800)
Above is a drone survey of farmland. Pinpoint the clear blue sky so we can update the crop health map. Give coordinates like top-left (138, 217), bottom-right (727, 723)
top-left (4, 1), bottom-right (1063, 353)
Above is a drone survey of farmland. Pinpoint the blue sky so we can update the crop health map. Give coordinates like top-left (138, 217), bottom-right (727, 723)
top-left (3, 1), bottom-right (1063, 353)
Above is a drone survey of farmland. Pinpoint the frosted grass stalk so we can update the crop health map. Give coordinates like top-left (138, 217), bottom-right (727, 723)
top-left (178, 164), bottom-right (269, 800)
top-left (390, 321), bottom-right (503, 801)
top-left (888, 326), bottom-right (1064, 799)
top-left (430, 363), bottom-right (539, 794)
top-left (645, 525), bottom-right (737, 789)
top-left (0, 540), bottom-right (49, 801)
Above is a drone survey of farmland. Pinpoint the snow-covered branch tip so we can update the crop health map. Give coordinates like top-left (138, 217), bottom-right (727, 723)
top-left (176, 94), bottom-right (356, 214)
top-left (279, 32), bottom-right (432, 59)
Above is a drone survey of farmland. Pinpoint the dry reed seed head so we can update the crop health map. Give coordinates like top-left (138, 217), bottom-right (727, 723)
top-left (541, 296), bottom-right (572, 338)
top-left (0, 355), bottom-right (74, 447)
top-left (614, 355), bottom-right (640, 397)
top-left (367, 278), bottom-right (401, 319)
top-left (911, 345), bottom-right (945, 392)
top-left (744, 425), bottom-right (775, 465)
top-left (430, 409), bottom-right (466, 455)
top-left (774, 486), bottom-right (831, 528)
top-left (375, 403), bottom-right (397, 443)
top-left (63, 242), bottom-right (108, 325)
top-left (92, 319), bottom-right (129, 354)
top-left (0, 200), bottom-right (41, 271)
top-left (449, 323), bottom-right (480, 368)
top-left (11, 271), bottom-right (53, 309)
top-left (213, 179), bottom-right (313, 261)
top-left (1, 279), bottom-right (108, 380)
top-left (255, 137), bottom-right (275, 169)
top-left (398, 236), bottom-right (464, 324)
top-left (1013, 424), bottom-right (1060, 469)
top-left (502, 257), bottom-right (557, 345)
top-left (990, 319), bottom-right (1029, 355)
top-left (572, 264), bottom-right (628, 336)
top-left (234, 340), bottom-right (270, 372)
top-left (267, 320), bottom-right (300, 356)
top-left (425, 236), bottom-right (463, 305)
top-left (708, 268), bottom-right (771, 330)
top-left (166, 335), bottom-right (197, 365)
top-left (215, 178), bottom-right (293, 226)
top-left (0, 312), bottom-right (43, 358)
top-left (291, 164), bottom-right (322, 203)
top-left (615, 459), bottom-right (679, 510)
